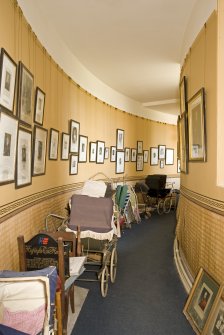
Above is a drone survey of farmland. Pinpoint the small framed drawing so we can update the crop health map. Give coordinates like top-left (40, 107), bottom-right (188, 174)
top-left (131, 148), bottom-right (137, 162)
top-left (183, 268), bottom-right (221, 335)
top-left (34, 87), bottom-right (45, 125)
top-left (180, 76), bottom-right (187, 114)
top-left (78, 135), bottom-right (88, 162)
top-left (137, 141), bottom-right (143, 154)
top-left (61, 133), bottom-right (69, 160)
top-left (0, 48), bottom-right (17, 113)
top-left (165, 148), bottom-right (174, 165)
top-left (89, 142), bottom-right (97, 162)
top-left (16, 127), bottom-right (32, 188)
top-left (17, 62), bottom-right (34, 127)
top-left (49, 128), bottom-right (59, 160)
top-left (104, 147), bottom-right (109, 159)
top-left (110, 146), bottom-right (116, 162)
top-left (0, 110), bottom-right (18, 185)
top-left (158, 145), bottom-right (166, 159)
top-left (70, 120), bottom-right (80, 154)
top-left (136, 154), bottom-right (143, 171)
top-left (150, 147), bottom-right (158, 166)
top-left (188, 88), bottom-right (206, 161)
top-left (143, 150), bottom-right (149, 163)
top-left (116, 150), bottom-right (125, 174)
top-left (177, 159), bottom-right (181, 173)
top-left (160, 160), bottom-right (164, 169)
top-left (32, 125), bottom-right (48, 176)
top-left (116, 129), bottom-right (124, 150)
top-left (203, 291), bottom-right (224, 335)
top-left (70, 154), bottom-right (78, 175)
top-left (125, 147), bottom-right (130, 162)
top-left (96, 140), bottom-right (105, 164)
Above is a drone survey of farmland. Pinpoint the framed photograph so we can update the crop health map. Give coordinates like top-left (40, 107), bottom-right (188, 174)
top-left (116, 150), bottom-right (125, 174)
top-left (131, 148), bottom-right (137, 162)
top-left (143, 150), bottom-right (149, 163)
top-left (125, 147), bottom-right (130, 162)
top-left (16, 128), bottom-right (32, 188)
top-left (165, 148), bottom-right (174, 165)
top-left (137, 141), bottom-right (143, 154)
top-left (32, 125), bottom-right (48, 176)
top-left (0, 110), bottom-right (18, 185)
top-left (34, 87), bottom-right (45, 125)
top-left (188, 88), bottom-right (206, 161)
top-left (17, 62), bottom-right (34, 127)
top-left (104, 147), bottom-right (109, 159)
top-left (136, 154), bottom-right (143, 171)
top-left (116, 129), bottom-right (124, 150)
top-left (160, 160), bottom-right (164, 169)
top-left (78, 135), bottom-right (88, 162)
top-left (177, 159), bottom-right (181, 173)
top-left (203, 293), bottom-right (224, 335)
top-left (70, 154), bottom-right (78, 175)
top-left (89, 142), bottom-right (97, 162)
top-left (158, 145), bottom-right (166, 159)
top-left (183, 268), bottom-right (221, 335)
top-left (179, 112), bottom-right (188, 174)
top-left (61, 132), bottom-right (69, 160)
top-left (70, 120), bottom-right (80, 154)
top-left (49, 128), bottom-right (59, 160)
top-left (110, 146), bottom-right (116, 162)
top-left (0, 48), bottom-right (17, 113)
top-left (180, 76), bottom-right (187, 114)
top-left (150, 147), bottom-right (158, 166)
top-left (96, 140), bottom-right (105, 164)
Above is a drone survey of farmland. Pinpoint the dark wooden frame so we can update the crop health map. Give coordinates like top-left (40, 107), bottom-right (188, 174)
top-left (49, 128), bottom-right (59, 160)
top-left (34, 87), bottom-right (45, 125)
top-left (61, 132), bottom-right (70, 160)
top-left (78, 135), bottom-right (88, 163)
top-left (69, 119), bottom-right (80, 154)
top-left (16, 127), bottom-right (32, 188)
top-left (32, 125), bottom-right (48, 176)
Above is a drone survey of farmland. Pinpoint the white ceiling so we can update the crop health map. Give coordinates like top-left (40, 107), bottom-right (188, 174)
top-left (18, 0), bottom-right (216, 121)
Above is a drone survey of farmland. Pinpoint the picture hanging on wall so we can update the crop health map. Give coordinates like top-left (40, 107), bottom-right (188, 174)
top-left (137, 141), bottom-right (143, 154)
top-left (104, 147), bottom-right (109, 159)
top-left (16, 127), bottom-right (32, 188)
top-left (96, 140), bottom-right (105, 164)
top-left (110, 146), bottom-right (116, 162)
top-left (79, 135), bottom-right (88, 163)
top-left (165, 148), bottom-right (174, 165)
top-left (177, 159), bottom-right (181, 173)
top-left (89, 142), bottom-right (97, 162)
top-left (17, 62), bottom-right (34, 127)
top-left (180, 76), bottom-right (187, 114)
top-left (131, 148), bottom-right (137, 162)
top-left (70, 119), bottom-right (80, 154)
top-left (136, 154), bottom-right (143, 171)
top-left (0, 48), bottom-right (17, 113)
top-left (158, 145), bottom-right (166, 159)
top-left (143, 150), bottom-right (149, 163)
top-left (70, 154), bottom-right (78, 175)
top-left (0, 109), bottom-right (18, 185)
top-left (125, 147), bottom-right (130, 162)
top-left (179, 112), bottom-right (188, 174)
top-left (150, 147), bottom-right (158, 166)
top-left (32, 125), bottom-right (48, 176)
top-left (49, 128), bottom-right (59, 160)
top-left (116, 150), bottom-right (125, 174)
top-left (34, 87), bottom-right (45, 125)
top-left (61, 133), bottom-right (69, 160)
top-left (116, 129), bottom-right (124, 150)
top-left (160, 160), bottom-right (164, 169)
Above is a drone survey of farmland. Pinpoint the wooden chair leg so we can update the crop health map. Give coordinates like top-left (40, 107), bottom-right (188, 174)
top-left (56, 291), bottom-right (63, 335)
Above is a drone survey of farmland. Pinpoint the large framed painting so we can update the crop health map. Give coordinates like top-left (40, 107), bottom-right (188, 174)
top-left (116, 150), bottom-right (125, 174)
top-left (34, 87), bottom-right (45, 125)
top-left (203, 290), bottom-right (224, 335)
top-left (78, 135), bottom-right (88, 163)
top-left (70, 119), bottom-right (80, 154)
top-left (32, 125), bottom-right (48, 176)
top-left (16, 127), bottom-right (32, 188)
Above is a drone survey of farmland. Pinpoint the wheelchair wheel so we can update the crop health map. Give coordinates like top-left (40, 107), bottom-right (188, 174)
top-left (110, 248), bottom-right (118, 283)
top-left (164, 196), bottom-right (171, 213)
top-left (100, 266), bottom-right (109, 297)
top-left (157, 199), bottom-right (164, 215)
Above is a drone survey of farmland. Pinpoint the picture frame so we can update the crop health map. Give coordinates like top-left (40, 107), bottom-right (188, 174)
top-left (61, 132), bottom-right (69, 160)
top-left (131, 148), bottom-right (137, 162)
top-left (203, 290), bottom-right (224, 335)
top-left (165, 148), bottom-right (174, 165)
top-left (158, 145), bottom-right (166, 159)
top-left (180, 76), bottom-right (187, 114)
top-left (0, 109), bottom-right (18, 185)
top-left (96, 140), bottom-right (105, 164)
top-left (110, 146), bottom-right (116, 162)
top-left (160, 160), bottom-right (164, 169)
top-left (143, 150), bottom-right (149, 163)
top-left (78, 135), bottom-right (88, 163)
top-left (150, 147), bottom-right (159, 166)
top-left (183, 268), bottom-right (221, 335)
top-left (34, 87), bottom-right (45, 125)
top-left (177, 159), bottom-right (181, 173)
top-left (70, 154), bottom-right (78, 175)
top-left (177, 115), bottom-right (180, 159)
top-left (16, 127), bottom-right (32, 188)
top-left (125, 147), bottom-right (130, 162)
top-left (136, 154), bottom-right (144, 171)
top-left (179, 112), bottom-right (188, 174)
top-left (17, 62), bottom-right (34, 127)
top-left (188, 88), bottom-right (206, 161)
top-left (0, 48), bottom-right (17, 113)
top-left (70, 120), bottom-right (80, 154)
top-left (104, 147), bottom-right (109, 159)
top-left (32, 125), bottom-right (48, 176)
top-left (116, 129), bottom-right (124, 150)
top-left (49, 128), bottom-right (59, 160)
top-left (89, 142), bottom-right (97, 162)
top-left (137, 141), bottom-right (143, 154)
top-left (116, 150), bottom-right (125, 174)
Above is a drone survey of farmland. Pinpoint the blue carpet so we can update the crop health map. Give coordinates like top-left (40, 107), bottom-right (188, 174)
top-left (72, 212), bottom-right (194, 335)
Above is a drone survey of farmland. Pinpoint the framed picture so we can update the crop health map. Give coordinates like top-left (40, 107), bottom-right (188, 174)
top-left (116, 150), bottom-right (125, 174)
top-left (0, 110), bottom-right (18, 185)
top-left (32, 125), bottom-right (48, 176)
top-left (180, 76), bottom-right (187, 114)
top-left (188, 88), bottom-right (206, 161)
top-left (158, 145), bottom-right (166, 159)
top-left (16, 128), bottom-right (32, 188)
top-left (96, 140), bottom-right (105, 164)
top-left (104, 147), bottom-right (109, 159)
top-left (34, 87), bottom-right (45, 125)
top-left (116, 129), bottom-right (124, 150)
top-left (61, 132), bottom-right (69, 160)
top-left (143, 150), bottom-right (149, 163)
top-left (125, 147), bottom-right (130, 162)
top-left (150, 147), bottom-right (158, 166)
top-left (137, 141), bottom-right (143, 154)
top-left (110, 146), bottom-right (116, 162)
top-left (160, 160), bottom-right (164, 169)
top-left (179, 112), bottom-right (188, 174)
top-left (177, 115), bottom-right (180, 159)
top-left (89, 142), bottom-right (97, 162)
top-left (177, 159), bottom-right (181, 173)
top-left (70, 154), bottom-right (78, 175)
top-left (49, 128), bottom-right (59, 160)
top-left (131, 148), bottom-right (137, 162)
top-left (136, 154), bottom-right (143, 171)
top-left (203, 293), bottom-right (224, 335)
top-left (0, 48), bottom-right (17, 113)
top-left (17, 62), bottom-right (34, 127)
top-left (183, 268), bottom-right (221, 335)
top-left (78, 135), bottom-right (88, 162)
top-left (70, 120), bottom-right (80, 154)
top-left (165, 148), bottom-right (174, 165)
